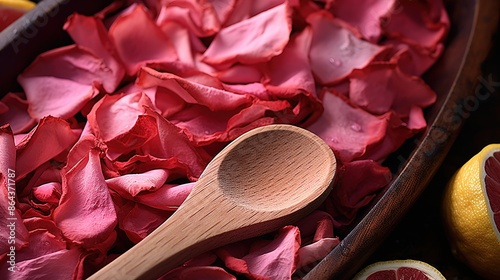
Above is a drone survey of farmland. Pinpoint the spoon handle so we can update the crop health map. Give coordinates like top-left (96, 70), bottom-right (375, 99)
top-left (88, 180), bottom-right (232, 280)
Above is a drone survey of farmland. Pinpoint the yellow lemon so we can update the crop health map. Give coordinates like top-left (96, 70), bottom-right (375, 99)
top-left (0, 0), bottom-right (35, 31)
top-left (0, 0), bottom-right (35, 10)
top-left (353, 259), bottom-right (446, 280)
top-left (442, 144), bottom-right (500, 279)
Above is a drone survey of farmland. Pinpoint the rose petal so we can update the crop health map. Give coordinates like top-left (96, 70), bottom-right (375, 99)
top-left (109, 5), bottom-right (178, 76)
top-left (53, 136), bottom-right (117, 248)
top-left (202, 2), bottom-right (291, 65)
top-left (331, 0), bottom-right (396, 42)
top-left (0, 126), bottom-right (29, 255)
top-left (307, 90), bottom-right (386, 162)
top-left (135, 182), bottom-right (194, 211)
top-left (0, 93), bottom-right (36, 134)
top-left (218, 226), bottom-right (300, 279)
top-left (325, 160), bottom-right (391, 228)
top-left (17, 45), bottom-right (118, 120)
top-left (64, 13), bottom-right (125, 92)
top-left (15, 117), bottom-right (79, 180)
top-left (106, 169), bottom-right (169, 198)
top-left (113, 195), bottom-right (171, 243)
top-left (137, 67), bottom-right (252, 111)
top-left (349, 62), bottom-right (436, 117)
top-left (140, 107), bottom-right (211, 180)
top-left (307, 11), bottom-right (386, 85)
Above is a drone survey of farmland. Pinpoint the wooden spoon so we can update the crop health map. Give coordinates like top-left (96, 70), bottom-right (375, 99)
top-left (89, 124), bottom-right (337, 280)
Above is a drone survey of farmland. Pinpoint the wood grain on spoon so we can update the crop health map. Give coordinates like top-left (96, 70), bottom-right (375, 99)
top-left (88, 124), bottom-right (337, 280)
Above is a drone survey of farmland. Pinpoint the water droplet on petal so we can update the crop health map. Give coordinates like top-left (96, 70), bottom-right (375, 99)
top-left (329, 57), bottom-right (342, 66)
top-left (350, 123), bottom-right (362, 132)
top-left (329, 137), bottom-right (339, 144)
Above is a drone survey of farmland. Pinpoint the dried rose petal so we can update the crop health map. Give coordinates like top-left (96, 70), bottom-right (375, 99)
top-left (0, 93), bottom-right (36, 134)
top-left (295, 211), bottom-right (340, 270)
top-left (18, 45), bottom-right (120, 120)
top-left (349, 62), bottom-right (436, 118)
top-left (307, 11), bottom-right (386, 85)
top-left (15, 117), bottom-right (79, 180)
top-left (202, 2), bottom-right (291, 65)
top-left (64, 13), bottom-right (125, 92)
top-left (217, 226), bottom-right (300, 279)
top-left (325, 160), bottom-right (391, 228)
top-left (109, 5), bottom-right (178, 76)
top-left (53, 136), bottom-right (117, 248)
top-left (331, 0), bottom-right (396, 42)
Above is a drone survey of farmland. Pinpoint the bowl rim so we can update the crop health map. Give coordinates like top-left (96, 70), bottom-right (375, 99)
top-left (304, 0), bottom-right (500, 278)
top-left (1, 0), bottom-right (498, 279)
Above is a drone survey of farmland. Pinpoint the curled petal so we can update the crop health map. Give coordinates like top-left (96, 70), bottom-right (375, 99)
top-left (109, 5), bottom-right (178, 76)
top-left (53, 137), bottom-right (117, 248)
top-left (307, 11), bottom-right (386, 85)
top-left (203, 2), bottom-right (291, 65)
top-left (16, 117), bottom-right (79, 180)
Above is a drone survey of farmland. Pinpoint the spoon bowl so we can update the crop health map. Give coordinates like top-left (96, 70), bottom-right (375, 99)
top-left (89, 124), bottom-right (337, 280)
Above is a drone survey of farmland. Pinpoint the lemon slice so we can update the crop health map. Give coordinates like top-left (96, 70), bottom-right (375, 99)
top-left (353, 259), bottom-right (446, 280)
top-left (442, 144), bottom-right (500, 279)
top-left (0, 0), bottom-right (35, 31)
top-left (0, 0), bottom-right (35, 10)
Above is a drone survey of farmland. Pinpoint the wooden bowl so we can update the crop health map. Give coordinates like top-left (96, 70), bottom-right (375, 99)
top-left (0, 0), bottom-right (498, 279)
top-left (304, 0), bottom-right (500, 279)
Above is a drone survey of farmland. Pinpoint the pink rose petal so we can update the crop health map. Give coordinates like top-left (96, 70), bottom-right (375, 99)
top-left (218, 226), bottom-right (300, 279)
top-left (0, 93), bottom-right (36, 134)
top-left (106, 169), bottom-right (169, 198)
top-left (64, 13), bottom-right (125, 92)
top-left (53, 136), bottom-right (117, 248)
top-left (17, 45), bottom-right (119, 120)
top-left (331, 0), bottom-right (396, 42)
top-left (16, 117), bottom-right (79, 180)
top-left (307, 90), bottom-right (387, 162)
top-left (307, 11), bottom-right (386, 85)
top-left (325, 160), bottom-right (391, 228)
top-left (109, 4), bottom-right (178, 76)
top-left (202, 2), bottom-right (291, 65)
top-left (349, 62), bottom-right (436, 117)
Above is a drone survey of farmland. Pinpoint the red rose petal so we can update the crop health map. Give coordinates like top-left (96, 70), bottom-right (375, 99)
top-left (325, 160), bottom-right (391, 228)
top-left (64, 13), bottom-right (125, 92)
top-left (264, 26), bottom-right (323, 126)
top-left (218, 226), bottom-right (300, 279)
top-left (349, 63), bottom-right (436, 118)
top-left (0, 126), bottom-right (29, 255)
top-left (17, 45), bottom-right (124, 120)
top-left (307, 11), bottom-right (386, 85)
top-left (140, 107), bottom-right (211, 180)
top-left (113, 195), bottom-right (171, 243)
top-left (223, 0), bottom-right (285, 27)
top-left (384, 0), bottom-right (449, 49)
top-left (16, 117), bottom-right (79, 180)
top-left (331, 0), bottom-right (396, 42)
top-left (0, 247), bottom-right (84, 279)
top-left (109, 5), bottom-right (178, 76)
top-left (0, 93), bottom-right (36, 134)
top-left (307, 90), bottom-right (387, 162)
top-left (106, 169), bottom-right (169, 198)
top-left (137, 67), bottom-right (252, 111)
top-left (295, 211), bottom-right (340, 270)
top-left (156, 0), bottom-right (234, 37)
top-left (202, 2), bottom-right (291, 65)
top-left (135, 182), bottom-right (194, 211)
top-left (53, 136), bottom-right (117, 248)
top-left (87, 91), bottom-right (158, 159)
top-left (173, 266), bottom-right (237, 280)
